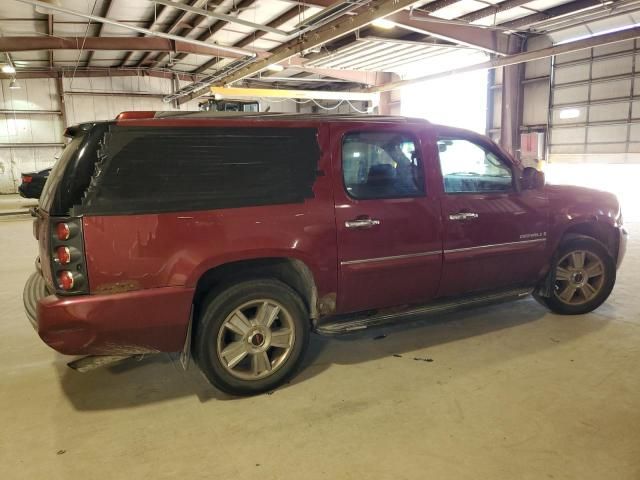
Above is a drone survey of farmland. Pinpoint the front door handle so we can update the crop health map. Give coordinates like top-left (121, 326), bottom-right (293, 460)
top-left (449, 212), bottom-right (479, 221)
top-left (345, 218), bottom-right (381, 229)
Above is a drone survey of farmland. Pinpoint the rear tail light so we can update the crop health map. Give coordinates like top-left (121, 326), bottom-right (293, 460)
top-left (22, 175), bottom-right (33, 183)
top-left (55, 246), bottom-right (71, 265)
top-left (57, 271), bottom-right (75, 290)
top-left (56, 222), bottom-right (71, 241)
top-left (50, 218), bottom-right (87, 295)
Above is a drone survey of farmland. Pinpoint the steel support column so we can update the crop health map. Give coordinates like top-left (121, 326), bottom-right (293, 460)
top-left (56, 73), bottom-right (67, 129)
top-left (500, 37), bottom-right (525, 156)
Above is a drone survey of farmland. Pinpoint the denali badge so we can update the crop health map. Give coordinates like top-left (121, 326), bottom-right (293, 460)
top-left (520, 232), bottom-right (547, 240)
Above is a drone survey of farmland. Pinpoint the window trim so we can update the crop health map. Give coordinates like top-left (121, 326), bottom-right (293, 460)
top-left (341, 130), bottom-right (427, 201)
top-left (436, 136), bottom-right (516, 195)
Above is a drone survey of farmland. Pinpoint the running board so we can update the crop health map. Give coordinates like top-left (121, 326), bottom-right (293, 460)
top-left (315, 288), bottom-right (533, 336)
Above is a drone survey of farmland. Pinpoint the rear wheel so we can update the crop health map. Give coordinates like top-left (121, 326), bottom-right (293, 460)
top-left (538, 237), bottom-right (615, 315)
top-left (194, 279), bottom-right (310, 396)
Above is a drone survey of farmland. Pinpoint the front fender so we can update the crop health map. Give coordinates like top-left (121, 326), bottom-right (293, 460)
top-left (545, 184), bottom-right (623, 263)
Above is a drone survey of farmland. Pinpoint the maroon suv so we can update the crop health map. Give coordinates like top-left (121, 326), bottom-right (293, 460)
top-left (23, 112), bottom-right (627, 395)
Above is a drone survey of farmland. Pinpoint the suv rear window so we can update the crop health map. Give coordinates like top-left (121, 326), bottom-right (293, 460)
top-left (40, 123), bottom-right (107, 216)
top-left (39, 136), bottom-right (81, 212)
top-left (75, 126), bottom-right (321, 215)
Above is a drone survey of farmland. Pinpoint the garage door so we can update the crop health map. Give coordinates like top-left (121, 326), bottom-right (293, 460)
top-left (549, 39), bottom-right (640, 163)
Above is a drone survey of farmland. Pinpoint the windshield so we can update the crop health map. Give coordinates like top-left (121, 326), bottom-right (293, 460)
top-left (39, 135), bottom-right (84, 213)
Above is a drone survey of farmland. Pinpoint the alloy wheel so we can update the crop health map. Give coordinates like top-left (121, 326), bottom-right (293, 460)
top-left (216, 299), bottom-right (295, 380)
top-left (554, 249), bottom-right (606, 306)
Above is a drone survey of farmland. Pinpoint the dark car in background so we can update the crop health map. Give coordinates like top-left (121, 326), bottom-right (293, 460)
top-left (18, 169), bottom-right (51, 199)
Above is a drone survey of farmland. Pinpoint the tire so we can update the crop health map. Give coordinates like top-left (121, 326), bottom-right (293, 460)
top-left (194, 279), bottom-right (310, 396)
top-left (537, 237), bottom-right (616, 315)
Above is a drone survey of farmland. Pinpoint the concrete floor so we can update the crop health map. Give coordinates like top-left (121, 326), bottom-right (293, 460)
top-left (1, 215), bottom-right (638, 480)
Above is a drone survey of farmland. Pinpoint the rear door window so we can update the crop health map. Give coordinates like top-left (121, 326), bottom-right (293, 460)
top-left (342, 132), bottom-right (425, 200)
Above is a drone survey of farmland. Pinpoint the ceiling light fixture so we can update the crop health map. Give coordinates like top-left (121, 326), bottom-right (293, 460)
top-left (266, 64), bottom-right (284, 72)
top-left (371, 19), bottom-right (395, 29)
top-left (2, 64), bottom-right (16, 74)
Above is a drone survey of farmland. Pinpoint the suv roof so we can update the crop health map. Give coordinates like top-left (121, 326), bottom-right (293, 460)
top-left (126, 111), bottom-right (432, 125)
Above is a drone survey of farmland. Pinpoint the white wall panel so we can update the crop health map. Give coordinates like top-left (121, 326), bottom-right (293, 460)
top-left (553, 85), bottom-right (589, 105)
top-left (555, 49), bottom-right (591, 64)
top-left (591, 79), bottom-right (631, 100)
top-left (523, 82), bottom-right (549, 126)
top-left (546, 45), bottom-right (640, 163)
top-left (589, 103), bottom-right (629, 122)
top-left (629, 123), bottom-right (640, 141)
top-left (592, 56), bottom-right (632, 78)
top-left (551, 127), bottom-right (586, 144)
top-left (0, 74), bottom-right (323, 193)
top-left (587, 125), bottom-right (628, 143)
top-left (554, 63), bottom-right (590, 84)
top-left (593, 40), bottom-right (634, 57)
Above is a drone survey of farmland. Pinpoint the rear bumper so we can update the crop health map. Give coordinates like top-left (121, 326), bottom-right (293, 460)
top-left (23, 271), bottom-right (48, 330)
top-left (23, 271), bottom-right (194, 355)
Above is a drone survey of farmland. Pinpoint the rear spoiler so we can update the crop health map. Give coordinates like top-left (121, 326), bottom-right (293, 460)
top-left (63, 122), bottom-right (99, 139)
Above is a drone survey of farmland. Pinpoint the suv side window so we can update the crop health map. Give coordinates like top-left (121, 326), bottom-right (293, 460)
top-left (342, 132), bottom-right (425, 200)
top-left (437, 138), bottom-right (513, 193)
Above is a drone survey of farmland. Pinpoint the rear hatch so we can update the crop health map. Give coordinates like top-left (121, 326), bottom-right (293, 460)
top-left (35, 122), bottom-right (109, 290)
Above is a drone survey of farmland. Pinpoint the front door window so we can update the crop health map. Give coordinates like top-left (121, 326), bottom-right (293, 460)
top-left (437, 138), bottom-right (513, 193)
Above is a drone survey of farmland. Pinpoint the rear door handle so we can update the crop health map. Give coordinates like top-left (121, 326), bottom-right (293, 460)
top-left (345, 218), bottom-right (381, 229)
top-left (449, 212), bottom-right (479, 221)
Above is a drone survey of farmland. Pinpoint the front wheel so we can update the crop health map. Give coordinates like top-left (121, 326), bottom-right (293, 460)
top-left (194, 279), bottom-right (310, 396)
top-left (537, 237), bottom-right (616, 315)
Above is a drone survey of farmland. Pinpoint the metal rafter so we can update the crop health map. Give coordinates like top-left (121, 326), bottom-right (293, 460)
top-left (119, 1), bottom-right (178, 67)
top-left (85, 0), bottom-right (114, 66)
top-left (499, 0), bottom-right (602, 30)
top-left (13, 0), bottom-right (255, 57)
top-left (388, 10), bottom-right (513, 54)
top-left (147, 0), bottom-right (259, 70)
top-left (47, 14), bottom-right (53, 68)
top-left (458, 0), bottom-right (534, 23)
top-left (371, 26), bottom-right (640, 92)
top-left (193, 4), bottom-right (308, 74)
top-left (136, 0), bottom-right (203, 67)
top-left (419, 0), bottom-right (462, 13)
top-left (0, 36), bottom-right (257, 56)
top-left (173, 0), bottom-right (428, 103)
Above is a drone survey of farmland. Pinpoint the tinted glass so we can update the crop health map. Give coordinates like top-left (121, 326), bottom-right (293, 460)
top-left (437, 138), bottom-right (512, 193)
top-left (342, 132), bottom-right (424, 200)
top-left (75, 126), bottom-right (320, 215)
top-left (39, 136), bottom-right (82, 213)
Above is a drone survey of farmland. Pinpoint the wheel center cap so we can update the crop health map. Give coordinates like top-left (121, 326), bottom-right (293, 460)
top-left (571, 271), bottom-right (585, 285)
top-left (250, 332), bottom-right (265, 347)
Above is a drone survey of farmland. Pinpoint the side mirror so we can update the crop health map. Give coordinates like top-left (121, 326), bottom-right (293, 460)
top-left (521, 167), bottom-right (545, 190)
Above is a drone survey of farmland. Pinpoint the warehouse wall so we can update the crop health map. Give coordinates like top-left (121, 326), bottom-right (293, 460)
top-left (517, 36), bottom-right (640, 165)
top-left (0, 75), bottom-right (297, 194)
top-left (0, 77), bottom-right (63, 193)
top-left (0, 75), bottom-right (196, 194)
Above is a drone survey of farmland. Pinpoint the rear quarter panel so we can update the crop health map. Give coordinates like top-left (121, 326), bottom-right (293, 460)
top-left (81, 124), bottom-right (337, 300)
